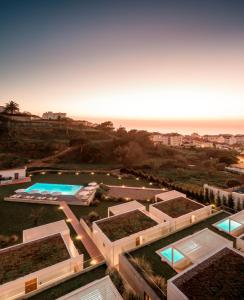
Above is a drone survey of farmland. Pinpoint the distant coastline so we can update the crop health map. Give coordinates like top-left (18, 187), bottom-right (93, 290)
top-left (73, 117), bottom-right (244, 135)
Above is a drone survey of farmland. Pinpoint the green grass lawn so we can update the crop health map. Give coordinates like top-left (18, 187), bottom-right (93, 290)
top-left (0, 182), bottom-right (64, 247)
top-left (29, 264), bottom-right (108, 300)
top-left (29, 171), bottom-right (152, 187)
top-left (129, 211), bottom-right (232, 281)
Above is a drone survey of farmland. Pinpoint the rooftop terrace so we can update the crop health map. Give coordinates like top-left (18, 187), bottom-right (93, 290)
top-left (173, 247), bottom-right (244, 300)
top-left (0, 234), bottom-right (70, 285)
top-left (96, 210), bottom-right (158, 241)
top-left (153, 197), bottom-right (204, 218)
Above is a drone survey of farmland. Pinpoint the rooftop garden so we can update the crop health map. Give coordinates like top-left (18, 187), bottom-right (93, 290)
top-left (0, 234), bottom-right (70, 285)
top-left (174, 247), bottom-right (244, 300)
top-left (96, 210), bottom-right (158, 241)
top-left (128, 211), bottom-right (232, 283)
top-left (153, 197), bottom-right (203, 218)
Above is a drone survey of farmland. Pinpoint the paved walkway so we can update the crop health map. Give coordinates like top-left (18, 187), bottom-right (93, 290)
top-left (59, 201), bottom-right (104, 262)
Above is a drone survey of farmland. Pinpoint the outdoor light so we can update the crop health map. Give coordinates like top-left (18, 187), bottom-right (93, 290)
top-left (29, 174), bottom-right (33, 177)
top-left (66, 218), bottom-right (72, 223)
top-left (90, 259), bottom-right (97, 265)
top-left (142, 186), bottom-right (145, 189)
top-left (75, 172), bottom-right (79, 175)
top-left (41, 171), bottom-right (46, 175)
top-left (91, 172), bottom-right (95, 175)
top-left (118, 177), bottom-right (122, 180)
top-left (58, 172), bottom-right (62, 175)
top-left (136, 177), bottom-right (139, 181)
top-left (122, 185), bottom-right (125, 188)
top-left (149, 182), bottom-right (153, 185)
top-left (59, 206), bottom-right (64, 210)
top-left (76, 235), bottom-right (82, 240)
top-left (106, 173), bottom-right (110, 176)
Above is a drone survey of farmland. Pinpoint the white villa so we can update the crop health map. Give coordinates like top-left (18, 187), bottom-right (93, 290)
top-left (0, 221), bottom-right (83, 300)
top-left (0, 167), bottom-right (30, 186)
top-left (167, 247), bottom-right (244, 300)
top-left (57, 276), bottom-right (122, 300)
top-left (156, 229), bottom-right (232, 272)
top-left (149, 195), bottom-right (212, 231)
top-left (92, 206), bottom-right (170, 266)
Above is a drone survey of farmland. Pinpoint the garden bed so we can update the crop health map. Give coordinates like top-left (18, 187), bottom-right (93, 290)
top-left (0, 234), bottom-right (70, 285)
top-left (173, 247), bottom-right (244, 299)
top-left (154, 197), bottom-right (204, 218)
top-left (96, 210), bottom-right (158, 241)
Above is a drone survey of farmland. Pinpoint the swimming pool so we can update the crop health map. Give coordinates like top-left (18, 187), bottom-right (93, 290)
top-left (216, 219), bottom-right (242, 233)
top-left (25, 183), bottom-right (83, 195)
top-left (160, 247), bottom-right (185, 264)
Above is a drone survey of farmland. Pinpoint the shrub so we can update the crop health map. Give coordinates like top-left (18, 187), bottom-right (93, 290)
top-left (88, 211), bottom-right (100, 223)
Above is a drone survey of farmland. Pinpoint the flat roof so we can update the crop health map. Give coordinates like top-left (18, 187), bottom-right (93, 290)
top-left (96, 209), bottom-right (158, 241)
top-left (0, 234), bottom-right (70, 285)
top-left (57, 276), bottom-right (122, 300)
top-left (153, 197), bottom-right (204, 218)
top-left (109, 200), bottom-right (145, 216)
top-left (173, 247), bottom-right (244, 300)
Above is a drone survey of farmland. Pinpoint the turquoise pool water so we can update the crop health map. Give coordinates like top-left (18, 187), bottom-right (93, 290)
top-left (25, 183), bottom-right (82, 195)
top-left (216, 219), bottom-right (242, 233)
top-left (161, 247), bottom-right (185, 264)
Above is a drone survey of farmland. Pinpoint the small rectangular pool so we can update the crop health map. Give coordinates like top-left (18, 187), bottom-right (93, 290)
top-left (25, 183), bottom-right (83, 195)
top-left (216, 219), bottom-right (242, 233)
top-left (160, 247), bottom-right (185, 264)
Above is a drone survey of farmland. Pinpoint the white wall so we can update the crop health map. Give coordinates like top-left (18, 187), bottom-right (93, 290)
top-left (0, 167), bottom-right (26, 179)
top-left (155, 190), bottom-right (186, 202)
top-left (150, 201), bottom-right (212, 231)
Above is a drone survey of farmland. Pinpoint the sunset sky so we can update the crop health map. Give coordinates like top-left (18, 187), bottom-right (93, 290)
top-left (0, 0), bottom-right (244, 132)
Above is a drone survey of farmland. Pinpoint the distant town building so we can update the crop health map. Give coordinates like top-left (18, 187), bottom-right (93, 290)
top-left (150, 133), bottom-right (183, 146)
top-left (193, 140), bottom-right (214, 148)
top-left (0, 106), bottom-right (5, 113)
top-left (42, 111), bottom-right (66, 120)
top-left (235, 135), bottom-right (244, 144)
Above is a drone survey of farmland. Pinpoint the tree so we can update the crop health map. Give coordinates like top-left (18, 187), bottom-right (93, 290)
top-left (96, 121), bottom-right (114, 132)
top-left (4, 101), bottom-right (19, 114)
top-left (228, 195), bottom-right (234, 209)
top-left (222, 195), bottom-right (227, 207)
top-left (215, 194), bottom-right (221, 207)
top-left (114, 141), bottom-right (144, 167)
top-left (226, 179), bottom-right (241, 188)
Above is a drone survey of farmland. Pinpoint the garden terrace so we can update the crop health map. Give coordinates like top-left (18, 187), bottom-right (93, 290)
top-left (154, 197), bottom-right (204, 218)
top-left (172, 247), bottom-right (244, 300)
top-left (129, 211), bottom-right (232, 281)
top-left (96, 210), bottom-right (158, 241)
top-left (0, 234), bottom-right (70, 285)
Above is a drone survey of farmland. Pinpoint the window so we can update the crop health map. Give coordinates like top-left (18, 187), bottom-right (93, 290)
top-left (25, 278), bottom-right (37, 294)
top-left (14, 173), bottom-right (19, 180)
top-left (136, 236), bottom-right (142, 246)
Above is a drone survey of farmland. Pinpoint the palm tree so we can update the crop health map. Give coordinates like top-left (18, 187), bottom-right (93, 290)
top-left (4, 100), bottom-right (19, 114)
